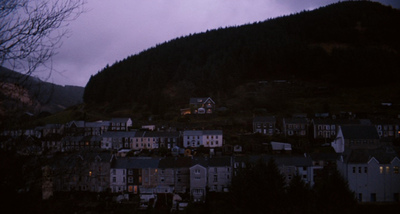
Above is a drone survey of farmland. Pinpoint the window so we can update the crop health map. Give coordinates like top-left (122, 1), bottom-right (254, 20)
top-left (213, 175), bottom-right (218, 182)
top-left (353, 167), bottom-right (356, 173)
top-left (128, 177), bottom-right (133, 183)
top-left (394, 166), bottom-right (399, 174)
top-left (379, 166), bottom-right (383, 174)
top-left (358, 167), bottom-right (362, 173)
top-left (364, 167), bottom-right (368, 173)
top-left (112, 177), bottom-right (116, 183)
top-left (386, 166), bottom-right (390, 174)
top-left (89, 171), bottom-right (92, 176)
top-left (194, 169), bottom-right (200, 174)
top-left (371, 193), bottom-right (376, 202)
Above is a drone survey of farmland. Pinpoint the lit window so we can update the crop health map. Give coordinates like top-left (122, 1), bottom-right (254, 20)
top-left (386, 166), bottom-right (390, 174)
top-left (379, 166), bottom-right (383, 174)
top-left (89, 171), bottom-right (92, 177)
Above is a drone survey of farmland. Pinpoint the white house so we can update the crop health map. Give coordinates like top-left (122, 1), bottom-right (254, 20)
top-left (189, 163), bottom-right (207, 202)
top-left (337, 147), bottom-right (400, 202)
top-left (110, 158), bottom-right (128, 193)
top-left (183, 130), bottom-right (223, 148)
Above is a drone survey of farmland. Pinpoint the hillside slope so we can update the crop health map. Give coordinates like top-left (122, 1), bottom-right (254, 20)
top-left (83, 1), bottom-right (400, 115)
top-left (0, 67), bottom-right (84, 127)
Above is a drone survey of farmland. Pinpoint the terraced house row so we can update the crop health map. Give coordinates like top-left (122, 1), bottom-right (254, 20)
top-left (43, 153), bottom-right (319, 202)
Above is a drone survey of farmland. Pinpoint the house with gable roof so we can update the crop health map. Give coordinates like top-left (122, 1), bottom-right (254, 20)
top-left (189, 97), bottom-right (215, 114)
top-left (110, 118), bottom-right (133, 131)
top-left (101, 131), bottom-right (136, 150)
top-left (371, 118), bottom-right (400, 140)
top-left (282, 117), bottom-right (308, 137)
top-left (337, 147), bottom-right (400, 202)
top-left (253, 116), bottom-right (277, 135)
top-left (85, 120), bottom-right (110, 136)
top-left (207, 157), bottom-right (232, 192)
top-left (157, 157), bottom-right (192, 194)
top-left (64, 120), bottom-right (85, 136)
top-left (190, 158), bottom-right (208, 202)
top-left (183, 130), bottom-right (223, 148)
top-left (331, 125), bottom-right (381, 153)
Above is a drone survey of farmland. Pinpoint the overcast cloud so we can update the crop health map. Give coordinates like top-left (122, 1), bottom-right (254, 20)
top-left (30, 0), bottom-right (400, 87)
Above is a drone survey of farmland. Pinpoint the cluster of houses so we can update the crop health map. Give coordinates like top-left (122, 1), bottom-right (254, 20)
top-left (42, 153), bottom-right (319, 204)
top-left (1, 117), bottom-right (223, 154)
top-left (254, 114), bottom-right (400, 203)
top-left (1, 99), bottom-right (400, 204)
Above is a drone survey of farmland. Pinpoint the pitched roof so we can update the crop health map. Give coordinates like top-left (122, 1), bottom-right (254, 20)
top-left (284, 118), bottom-right (308, 124)
top-left (102, 131), bottom-right (136, 138)
top-left (189, 97), bottom-right (214, 104)
top-left (253, 116), bottom-right (276, 123)
top-left (342, 147), bottom-right (399, 164)
top-left (183, 130), bottom-right (223, 135)
top-left (112, 157), bottom-right (160, 169)
top-left (110, 118), bottom-right (132, 123)
top-left (270, 142), bottom-right (292, 151)
top-left (234, 155), bottom-right (313, 167)
top-left (158, 157), bottom-right (193, 168)
top-left (66, 120), bottom-right (85, 128)
top-left (340, 125), bottom-right (379, 140)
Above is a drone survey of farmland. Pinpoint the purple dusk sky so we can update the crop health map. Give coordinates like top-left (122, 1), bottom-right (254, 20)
top-left (33, 0), bottom-right (400, 87)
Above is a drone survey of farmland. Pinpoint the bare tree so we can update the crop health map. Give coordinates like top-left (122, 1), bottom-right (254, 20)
top-left (0, 0), bottom-right (86, 78)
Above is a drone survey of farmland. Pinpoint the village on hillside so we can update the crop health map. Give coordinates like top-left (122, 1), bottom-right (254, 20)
top-left (1, 97), bottom-right (400, 211)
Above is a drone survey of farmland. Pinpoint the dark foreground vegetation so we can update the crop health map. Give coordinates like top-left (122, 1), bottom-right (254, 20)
top-left (2, 153), bottom-right (398, 214)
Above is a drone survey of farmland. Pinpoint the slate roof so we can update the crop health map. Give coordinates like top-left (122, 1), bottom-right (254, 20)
top-left (183, 130), bottom-right (223, 136)
top-left (271, 142), bottom-right (292, 151)
top-left (253, 116), bottom-right (276, 123)
top-left (283, 118), bottom-right (308, 124)
top-left (112, 157), bottom-right (160, 169)
top-left (234, 155), bottom-right (313, 167)
top-left (340, 125), bottom-right (379, 140)
top-left (66, 120), bottom-right (85, 128)
top-left (85, 121), bottom-right (110, 127)
top-left (102, 131), bottom-right (136, 138)
top-left (189, 97), bottom-right (214, 105)
top-left (158, 157), bottom-right (193, 169)
top-left (342, 147), bottom-right (399, 164)
top-left (110, 118), bottom-right (132, 123)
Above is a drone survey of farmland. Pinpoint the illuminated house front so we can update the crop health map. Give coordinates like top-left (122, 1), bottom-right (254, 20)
top-left (189, 97), bottom-right (215, 114)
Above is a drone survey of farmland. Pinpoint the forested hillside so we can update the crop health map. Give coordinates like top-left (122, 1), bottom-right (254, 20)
top-left (83, 1), bottom-right (400, 116)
